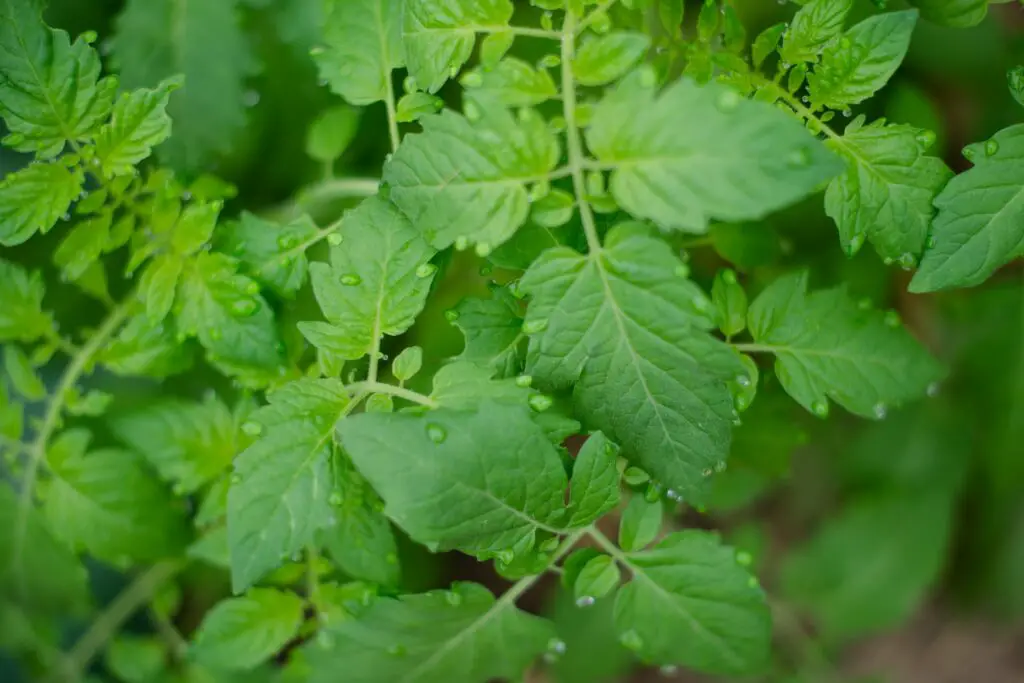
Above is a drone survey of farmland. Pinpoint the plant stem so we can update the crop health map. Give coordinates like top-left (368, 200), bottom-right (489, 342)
top-left (578, 0), bottom-right (618, 32)
top-left (149, 606), bottom-right (189, 662)
top-left (299, 177), bottom-right (381, 210)
top-left (560, 10), bottom-right (602, 255)
top-left (10, 296), bottom-right (135, 589)
top-left (730, 343), bottom-right (773, 354)
top-left (50, 560), bottom-right (182, 683)
top-left (346, 381), bottom-right (438, 409)
top-left (383, 75), bottom-right (401, 154)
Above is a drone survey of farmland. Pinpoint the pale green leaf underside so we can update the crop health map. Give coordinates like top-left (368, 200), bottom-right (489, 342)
top-left (303, 196), bottom-right (436, 360)
top-left (228, 379), bottom-right (349, 592)
top-left (910, 124), bottom-right (1024, 292)
top-left (307, 582), bottom-right (552, 683)
top-left (522, 223), bottom-right (743, 496)
top-left (614, 530), bottom-right (771, 674)
top-left (338, 402), bottom-right (569, 555)
top-left (825, 118), bottom-right (952, 262)
top-left (587, 74), bottom-right (842, 233)
top-left (315, 0), bottom-right (404, 106)
top-left (748, 271), bottom-right (943, 417)
top-left (402, 0), bottom-right (513, 93)
top-left (384, 102), bottom-right (559, 250)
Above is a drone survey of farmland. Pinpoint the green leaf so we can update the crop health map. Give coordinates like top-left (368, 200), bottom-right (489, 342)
top-left (3, 345), bottom-right (44, 401)
top-left (0, 161), bottom-right (83, 246)
top-left (54, 214), bottom-right (112, 281)
top-left (747, 271), bottom-right (944, 418)
top-left (139, 255), bottom-right (183, 322)
top-left (110, 396), bottom-right (238, 494)
top-left (302, 197), bottom-right (436, 359)
top-left (192, 588), bottom-right (305, 671)
top-left (219, 212), bottom-right (320, 297)
top-left (0, 259), bottom-right (54, 342)
top-left (44, 445), bottom-right (189, 563)
top-left (337, 402), bottom-right (569, 556)
top-left (314, 0), bottom-right (404, 106)
top-left (308, 581), bottom-right (552, 683)
top-left (105, 635), bottom-right (166, 683)
top-left (711, 269), bottom-right (747, 338)
top-left (574, 554), bottom-right (621, 601)
top-left (392, 346), bottom-right (423, 381)
top-left (781, 492), bottom-right (955, 642)
top-left (384, 101), bottom-right (559, 250)
top-left (452, 290), bottom-right (525, 377)
top-left (573, 32), bottom-right (651, 87)
top-left (94, 78), bottom-right (180, 176)
top-left (321, 454), bottom-right (400, 586)
top-left (176, 252), bottom-right (284, 379)
top-left (402, 0), bottom-right (513, 93)
top-left (910, 124), bottom-right (1024, 293)
top-left (521, 223), bottom-right (743, 497)
top-left (779, 0), bottom-right (852, 64)
top-left (587, 73), bottom-right (841, 233)
top-left (396, 91), bottom-right (444, 122)
top-left (751, 22), bottom-right (786, 68)
top-left (228, 378), bottom-right (349, 592)
top-left (0, 484), bottom-right (90, 613)
top-left (710, 223), bottom-right (783, 271)
top-left (807, 10), bottom-right (918, 111)
top-left (617, 495), bottom-right (662, 551)
top-left (111, 0), bottom-right (255, 171)
top-left (462, 57), bottom-right (558, 107)
top-left (1009, 66), bottom-right (1024, 109)
top-left (100, 312), bottom-right (192, 378)
top-left (613, 530), bottom-right (770, 674)
top-left (825, 117), bottom-right (952, 263)
top-left (567, 432), bottom-right (621, 527)
top-left (305, 104), bottom-right (361, 163)
top-left (0, 0), bottom-right (115, 156)
top-left (907, 0), bottom-right (987, 28)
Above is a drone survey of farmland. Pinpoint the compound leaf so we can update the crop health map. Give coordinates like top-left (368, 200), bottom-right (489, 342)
top-left (402, 0), bottom-right (513, 93)
top-left (748, 271), bottom-right (943, 418)
top-left (825, 117), bottom-right (952, 263)
top-left (911, 124), bottom-right (1024, 293)
top-left (303, 196), bottom-right (436, 360)
top-left (384, 102), bottom-right (559, 250)
top-left (307, 582), bottom-right (552, 683)
top-left (337, 402), bottom-right (569, 556)
top-left (314, 0), bottom-right (404, 106)
top-left (521, 223), bottom-right (744, 497)
top-left (587, 73), bottom-right (841, 233)
top-left (0, 0), bottom-right (115, 156)
top-left (613, 530), bottom-right (771, 675)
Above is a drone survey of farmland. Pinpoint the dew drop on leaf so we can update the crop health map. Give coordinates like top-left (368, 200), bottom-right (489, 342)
top-left (327, 232), bottom-right (343, 246)
top-left (415, 263), bottom-right (437, 278)
top-left (897, 252), bottom-right (917, 270)
top-left (701, 467), bottom-right (713, 477)
top-left (811, 399), bottom-right (829, 418)
top-left (916, 129), bottom-right (936, 149)
top-left (786, 146), bottom-right (811, 168)
top-left (645, 481), bottom-right (663, 501)
top-left (454, 236), bottom-right (470, 251)
top-left (444, 308), bottom-right (460, 322)
top-left (872, 403), bottom-right (887, 420)
top-left (735, 374), bottom-right (751, 388)
top-left (985, 139), bottom-right (999, 156)
top-left (736, 550), bottom-right (753, 566)
top-left (230, 474), bottom-right (242, 484)
top-left (230, 299), bottom-right (260, 317)
top-left (846, 232), bottom-right (865, 257)
top-left (575, 595), bottom-right (596, 608)
top-left (618, 629), bottom-right (643, 650)
top-left (339, 273), bottom-right (362, 286)
top-left (426, 423), bottom-right (447, 443)
top-left (659, 664), bottom-right (679, 677)
top-left (522, 318), bottom-right (549, 334)
top-left (962, 145), bottom-right (975, 161)
top-left (529, 394), bottom-right (553, 412)
top-left (927, 382), bottom-right (940, 397)
top-left (515, 375), bottom-right (533, 388)
top-left (445, 590), bottom-right (462, 607)
top-left (548, 638), bottom-right (567, 655)
top-left (475, 242), bottom-right (491, 257)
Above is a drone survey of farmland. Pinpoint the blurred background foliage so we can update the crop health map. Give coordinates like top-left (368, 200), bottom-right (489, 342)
top-left (2, 0), bottom-right (1024, 681)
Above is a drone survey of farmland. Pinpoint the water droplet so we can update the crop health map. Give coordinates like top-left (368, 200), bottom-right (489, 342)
top-left (985, 139), bottom-right (1000, 156)
top-left (340, 273), bottom-right (362, 286)
top-left (618, 630), bottom-right (643, 650)
top-left (327, 232), bottom-right (343, 246)
top-left (721, 269), bottom-right (738, 285)
top-left (454, 236), bottom-right (470, 251)
top-left (230, 473), bottom-right (242, 485)
top-left (245, 281), bottom-right (260, 296)
top-left (277, 233), bottom-right (298, 250)
top-left (811, 399), bottom-right (829, 418)
top-left (736, 550), bottom-right (753, 566)
top-left (701, 467), bottom-right (713, 477)
top-left (872, 402), bottom-right (887, 420)
top-left (463, 101), bottom-right (481, 121)
top-left (445, 591), bottom-right (462, 606)
top-left (884, 310), bottom-right (901, 328)
top-left (846, 233), bottom-right (865, 257)
top-left (416, 263), bottom-right (437, 278)
top-left (387, 643), bottom-right (407, 657)
top-left (691, 296), bottom-right (709, 313)
top-left (716, 89), bottom-right (741, 112)
top-left (475, 242), bottom-right (491, 257)
top-left (841, 107), bottom-right (852, 118)
top-left (426, 423), bottom-right (447, 443)
top-left (444, 308), bottom-right (460, 323)
top-left (659, 664), bottom-right (679, 677)
top-left (81, 29), bottom-right (98, 44)
top-left (529, 394), bottom-right (553, 412)
top-left (230, 299), bottom-right (260, 317)
top-left (61, 212), bottom-right (71, 221)
top-left (714, 460), bottom-right (727, 473)
top-left (665, 489), bottom-right (681, 502)
top-left (916, 130), bottom-right (936, 149)
top-left (522, 318), bottom-right (548, 334)
top-left (329, 492), bottom-right (343, 506)
top-left (575, 595), bottom-right (596, 608)
top-left (673, 264), bottom-right (690, 278)
top-left (926, 382), bottom-right (940, 397)
top-left (735, 374), bottom-right (751, 387)
top-left (786, 146), bottom-right (811, 167)
top-left (926, 235), bottom-right (937, 249)
top-left (962, 145), bottom-right (975, 161)
top-left (403, 75), bottom-right (418, 92)
top-left (243, 90), bottom-right (260, 107)
top-left (898, 252), bottom-right (916, 270)
top-left (515, 375), bottom-right (533, 388)
top-left (548, 638), bottom-right (567, 655)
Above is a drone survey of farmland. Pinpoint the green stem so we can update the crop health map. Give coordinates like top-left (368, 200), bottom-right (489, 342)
top-left (11, 297), bottom-right (135, 588)
top-left (149, 606), bottom-right (189, 662)
top-left (383, 74), bottom-right (401, 154)
top-left (730, 343), bottom-right (773, 354)
top-left (346, 381), bottom-right (438, 409)
top-left (578, 0), bottom-right (618, 32)
top-left (298, 177), bottom-right (380, 210)
top-left (560, 11), bottom-right (602, 255)
top-left (50, 561), bottom-right (182, 683)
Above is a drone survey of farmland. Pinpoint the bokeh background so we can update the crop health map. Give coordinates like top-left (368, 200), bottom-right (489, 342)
top-left (3, 1), bottom-right (1024, 682)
